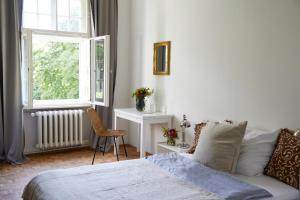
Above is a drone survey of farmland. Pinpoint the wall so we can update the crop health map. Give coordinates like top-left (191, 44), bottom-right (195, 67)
top-left (127, 0), bottom-right (300, 150)
top-left (113, 0), bottom-right (132, 143)
top-left (23, 0), bottom-right (132, 154)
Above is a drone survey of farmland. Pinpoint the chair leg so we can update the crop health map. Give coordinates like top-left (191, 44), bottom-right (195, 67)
top-left (92, 136), bottom-right (100, 165)
top-left (121, 136), bottom-right (128, 157)
top-left (113, 137), bottom-right (119, 161)
top-left (103, 136), bottom-right (108, 156)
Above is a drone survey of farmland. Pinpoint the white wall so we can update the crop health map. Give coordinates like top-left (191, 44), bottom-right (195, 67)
top-left (113, 0), bottom-right (132, 143)
top-left (115, 0), bottom-right (132, 109)
top-left (127, 0), bottom-right (300, 148)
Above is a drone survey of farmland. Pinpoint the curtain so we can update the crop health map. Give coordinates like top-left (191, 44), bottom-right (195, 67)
top-left (89, 0), bottom-right (118, 150)
top-left (0, 0), bottom-right (26, 164)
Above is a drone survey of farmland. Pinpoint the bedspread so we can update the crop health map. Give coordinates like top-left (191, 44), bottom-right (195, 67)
top-left (22, 153), bottom-right (272, 200)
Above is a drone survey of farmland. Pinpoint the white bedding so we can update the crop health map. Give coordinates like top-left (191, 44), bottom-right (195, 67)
top-left (23, 152), bottom-right (275, 200)
top-left (23, 159), bottom-right (222, 200)
top-left (181, 153), bottom-right (299, 200)
top-left (235, 175), bottom-right (300, 200)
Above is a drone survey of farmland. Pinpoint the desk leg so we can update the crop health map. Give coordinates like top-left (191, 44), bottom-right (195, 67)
top-left (137, 124), bottom-right (140, 153)
top-left (113, 114), bottom-right (119, 155)
top-left (139, 123), bottom-right (146, 158)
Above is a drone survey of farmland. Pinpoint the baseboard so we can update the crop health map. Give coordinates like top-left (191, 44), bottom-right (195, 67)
top-left (24, 142), bottom-right (136, 155)
top-left (24, 140), bottom-right (90, 155)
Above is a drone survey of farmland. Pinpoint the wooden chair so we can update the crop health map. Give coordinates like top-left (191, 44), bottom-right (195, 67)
top-left (87, 108), bottom-right (128, 164)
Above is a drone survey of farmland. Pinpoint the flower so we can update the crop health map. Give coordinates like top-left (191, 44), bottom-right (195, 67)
top-left (162, 127), bottom-right (178, 139)
top-left (168, 129), bottom-right (177, 138)
top-left (132, 87), bottom-right (153, 98)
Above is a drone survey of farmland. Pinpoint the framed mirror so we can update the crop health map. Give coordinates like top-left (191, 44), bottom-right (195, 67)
top-left (153, 41), bottom-right (171, 75)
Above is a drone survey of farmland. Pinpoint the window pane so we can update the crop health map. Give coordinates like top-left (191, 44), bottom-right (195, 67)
top-left (70, 0), bottom-right (81, 17)
top-left (23, 0), bottom-right (87, 32)
top-left (32, 35), bottom-right (79, 100)
top-left (23, 13), bottom-right (38, 29)
top-left (57, 0), bottom-right (69, 16)
top-left (95, 40), bottom-right (104, 101)
top-left (57, 17), bottom-right (69, 31)
top-left (24, 0), bottom-right (37, 13)
top-left (38, 15), bottom-right (52, 30)
top-left (38, 0), bottom-right (51, 14)
top-left (69, 18), bottom-right (81, 32)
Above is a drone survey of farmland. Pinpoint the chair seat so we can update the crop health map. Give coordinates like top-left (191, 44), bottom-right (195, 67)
top-left (95, 129), bottom-right (127, 137)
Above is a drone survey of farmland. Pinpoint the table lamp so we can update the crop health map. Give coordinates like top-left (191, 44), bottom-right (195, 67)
top-left (177, 114), bottom-right (191, 149)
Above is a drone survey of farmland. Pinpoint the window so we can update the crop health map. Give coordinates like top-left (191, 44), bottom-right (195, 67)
top-left (23, 0), bottom-right (88, 33)
top-left (90, 37), bottom-right (110, 107)
top-left (22, 0), bottom-right (110, 109)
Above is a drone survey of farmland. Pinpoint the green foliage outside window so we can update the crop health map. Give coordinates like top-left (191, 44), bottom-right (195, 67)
top-left (32, 42), bottom-right (79, 100)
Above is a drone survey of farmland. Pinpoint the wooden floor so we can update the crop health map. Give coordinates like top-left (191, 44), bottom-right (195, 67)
top-left (0, 145), bottom-right (139, 200)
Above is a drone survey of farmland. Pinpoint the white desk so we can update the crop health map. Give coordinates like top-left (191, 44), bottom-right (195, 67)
top-left (114, 108), bottom-right (173, 158)
top-left (157, 142), bottom-right (189, 154)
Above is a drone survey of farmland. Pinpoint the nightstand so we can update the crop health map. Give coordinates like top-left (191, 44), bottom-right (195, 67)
top-left (157, 142), bottom-right (190, 154)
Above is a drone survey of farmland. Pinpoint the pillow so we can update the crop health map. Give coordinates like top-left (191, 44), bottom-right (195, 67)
top-left (193, 121), bottom-right (247, 173)
top-left (236, 129), bottom-right (280, 176)
top-left (264, 128), bottom-right (300, 189)
top-left (187, 122), bottom-right (207, 154)
top-left (187, 120), bottom-right (233, 154)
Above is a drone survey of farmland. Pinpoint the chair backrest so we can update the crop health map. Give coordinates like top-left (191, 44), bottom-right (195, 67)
top-left (86, 108), bottom-right (107, 135)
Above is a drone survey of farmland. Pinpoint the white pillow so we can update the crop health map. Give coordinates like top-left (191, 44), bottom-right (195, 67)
top-left (236, 129), bottom-right (280, 176)
top-left (193, 121), bottom-right (247, 173)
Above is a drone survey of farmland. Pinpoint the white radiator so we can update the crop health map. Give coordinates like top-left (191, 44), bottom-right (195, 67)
top-left (31, 110), bottom-right (83, 150)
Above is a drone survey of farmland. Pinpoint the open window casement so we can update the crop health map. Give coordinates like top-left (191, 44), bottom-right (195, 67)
top-left (21, 30), bottom-right (33, 108)
top-left (90, 35), bottom-right (110, 107)
top-left (21, 30), bottom-right (110, 109)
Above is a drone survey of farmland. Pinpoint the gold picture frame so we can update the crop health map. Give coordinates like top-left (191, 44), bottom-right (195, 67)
top-left (153, 41), bottom-right (171, 75)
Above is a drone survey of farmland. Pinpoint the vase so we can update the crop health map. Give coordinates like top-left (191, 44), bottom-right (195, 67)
top-left (167, 138), bottom-right (176, 146)
top-left (136, 96), bottom-right (145, 112)
top-left (144, 95), bottom-right (156, 113)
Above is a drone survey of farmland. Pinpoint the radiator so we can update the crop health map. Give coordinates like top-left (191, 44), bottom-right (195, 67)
top-left (31, 110), bottom-right (83, 149)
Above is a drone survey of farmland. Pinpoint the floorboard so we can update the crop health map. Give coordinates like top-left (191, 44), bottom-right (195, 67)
top-left (0, 145), bottom-right (139, 200)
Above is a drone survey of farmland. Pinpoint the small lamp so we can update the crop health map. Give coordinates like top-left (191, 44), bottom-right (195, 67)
top-left (177, 114), bottom-right (191, 149)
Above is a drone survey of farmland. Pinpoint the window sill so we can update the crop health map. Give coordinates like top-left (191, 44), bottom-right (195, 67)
top-left (23, 102), bottom-right (92, 112)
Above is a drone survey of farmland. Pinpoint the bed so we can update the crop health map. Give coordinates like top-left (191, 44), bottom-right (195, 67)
top-left (22, 152), bottom-right (299, 200)
top-left (181, 153), bottom-right (300, 200)
top-left (234, 175), bottom-right (300, 200)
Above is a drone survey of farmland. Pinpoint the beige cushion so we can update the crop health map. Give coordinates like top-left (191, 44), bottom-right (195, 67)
top-left (193, 121), bottom-right (247, 173)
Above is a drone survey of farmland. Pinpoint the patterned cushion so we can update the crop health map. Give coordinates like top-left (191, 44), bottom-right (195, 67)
top-left (187, 122), bottom-right (207, 154)
top-left (264, 128), bottom-right (300, 189)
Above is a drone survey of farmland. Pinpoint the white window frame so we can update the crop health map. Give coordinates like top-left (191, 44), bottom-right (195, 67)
top-left (90, 35), bottom-right (110, 107)
top-left (22, 31), bottom-right (111, 109)
top-left (23, 0), bottom-right (90, 34)
top-left (22, 28), bottom-right (91, 109)
top-left (22, 0), bottom-right (111, 109)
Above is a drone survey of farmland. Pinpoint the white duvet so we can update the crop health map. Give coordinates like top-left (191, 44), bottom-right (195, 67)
top-left (23, 153), bottom-right (277, 200)
top-left (23, 159), bottom-right (222, 200)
